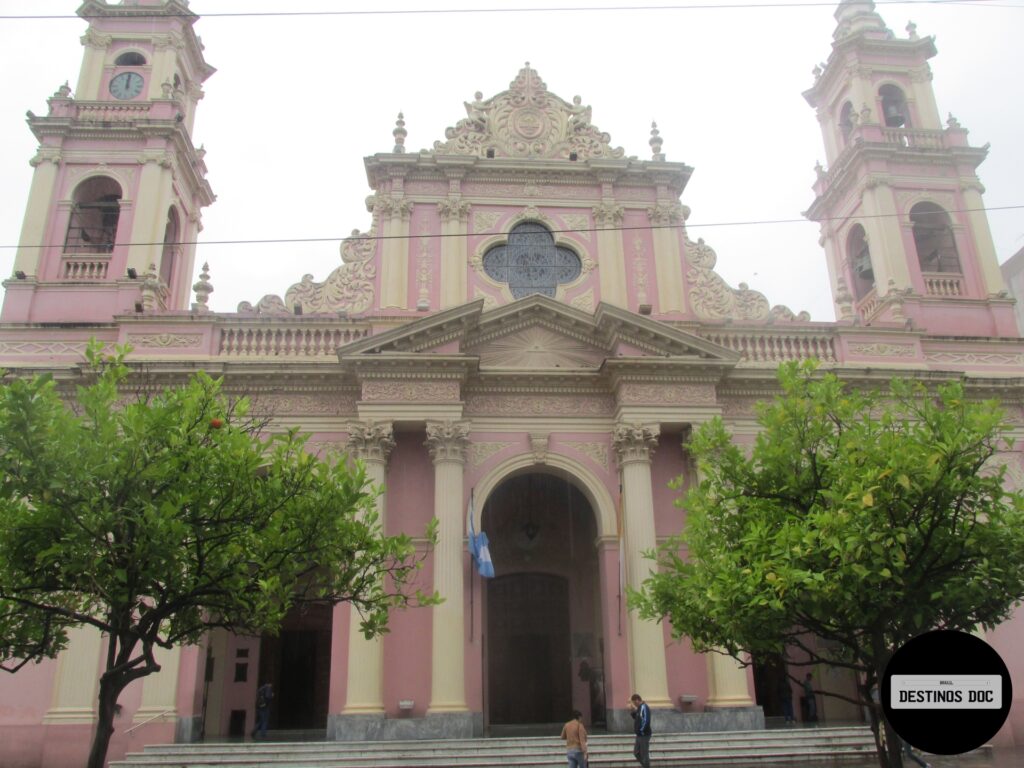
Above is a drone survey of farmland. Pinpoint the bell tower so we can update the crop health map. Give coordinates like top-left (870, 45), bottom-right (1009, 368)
top-left (804, 0), bottom-right (1016, 336)
top-left (2, 0), bottom-right (215, 323)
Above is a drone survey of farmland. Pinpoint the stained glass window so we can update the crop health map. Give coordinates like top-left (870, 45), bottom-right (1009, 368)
top-left (483, 222), bottom-right (582, 299)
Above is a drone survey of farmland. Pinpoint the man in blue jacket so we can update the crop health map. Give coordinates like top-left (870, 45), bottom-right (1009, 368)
top-left (628, 693), bottom-right (652, 767)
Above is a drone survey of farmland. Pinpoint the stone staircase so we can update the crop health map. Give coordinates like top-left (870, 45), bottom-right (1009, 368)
top-left (111, 726), bottom-right (878, 767)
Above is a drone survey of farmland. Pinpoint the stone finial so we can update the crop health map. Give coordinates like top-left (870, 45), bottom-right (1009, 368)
top-left (141, 263), bottom-right (162, 311)
top-left (835, 275), bottom-right (855, 321)
top-left (649, 121), bottom-right (665, 161)
top-left (161, 80), bottom-right (173, 98)
top-left (192, 262), bottom-right (214, 313)
top-left (814, 161), bottom-right (826, 181)
top-left (906, 21), bottom-right (918, 40)
top-left (812, 64), bottom-right (823, 80)
top-left (392, 112), bottom-right (407, 153)
top-left (946, 113), bottom-right (962, 129)
top-left (55, 82), bottom-right (72, 99)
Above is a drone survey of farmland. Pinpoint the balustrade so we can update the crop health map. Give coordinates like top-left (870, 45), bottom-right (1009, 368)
top-left (61, 257), bottom-right (109, 280)
top-left (699, 329), bottom-right (837, 363)
top-left (922, 272), bottom-right (963, 297)
top-left (218, 323), bottom-right (370, 357)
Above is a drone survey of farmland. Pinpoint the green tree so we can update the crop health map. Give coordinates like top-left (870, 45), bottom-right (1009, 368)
top-left (633, 361), bottom-right (1024, 768)
top-left (0, 345), bottom-right (436, 768)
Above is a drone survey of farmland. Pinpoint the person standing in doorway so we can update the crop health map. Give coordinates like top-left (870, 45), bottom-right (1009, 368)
top-left (802, 673), bottom-right (818, 724)
top-left (252, 681), bottom-right (273, 738)
top-left (779, 674), bottom-right (795, 724)
top-left (628, 693), bottom-right (652, 768)
top-left (560, 709), bottom-right (588, 768)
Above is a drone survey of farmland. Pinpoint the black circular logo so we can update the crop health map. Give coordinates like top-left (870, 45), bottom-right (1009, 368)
top-left (882, 630), bottom-right (1011, 755)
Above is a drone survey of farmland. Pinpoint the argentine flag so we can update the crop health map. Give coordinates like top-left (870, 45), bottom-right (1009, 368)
top-left (467, 492), bottom-right (495, 578)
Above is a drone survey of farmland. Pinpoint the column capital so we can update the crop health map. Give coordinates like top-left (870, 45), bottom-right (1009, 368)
top-left (347, 420), bottom-right (395, 464)
top-left (438, 198), bottom-right (472, 223)
top-left (592, 202), bottom-right (624, 229)
top-left (425, 420), bottom-right (471, 465)
top-left (613, 422), bottom-right (659, 465)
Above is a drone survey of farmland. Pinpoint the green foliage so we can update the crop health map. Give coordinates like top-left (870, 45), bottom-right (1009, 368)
top-left (0, 340), bottom-right (437, 672)
top-left (633, 360), bottom-right (1024, 693)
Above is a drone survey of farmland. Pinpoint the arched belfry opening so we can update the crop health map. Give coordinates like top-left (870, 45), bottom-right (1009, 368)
top-left (482, 472), bottom-right (605, 733)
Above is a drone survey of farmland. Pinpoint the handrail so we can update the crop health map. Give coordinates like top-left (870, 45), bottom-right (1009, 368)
top-left (125, 709), bottom-right (174, 735)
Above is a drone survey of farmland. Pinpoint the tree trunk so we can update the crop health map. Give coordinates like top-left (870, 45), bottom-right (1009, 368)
top-left (86, 673), bottom-right (126, 768)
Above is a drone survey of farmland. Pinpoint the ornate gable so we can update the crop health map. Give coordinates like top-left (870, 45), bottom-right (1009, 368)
top-left (431, 63), bottom-right (625, 161)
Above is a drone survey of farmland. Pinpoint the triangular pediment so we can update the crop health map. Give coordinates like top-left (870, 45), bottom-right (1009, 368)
top-left (336, 295), bottom-right (741, 370)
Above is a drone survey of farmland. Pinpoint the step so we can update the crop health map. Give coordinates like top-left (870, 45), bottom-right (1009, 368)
top-left (111, 726), bottom-right (877, 768)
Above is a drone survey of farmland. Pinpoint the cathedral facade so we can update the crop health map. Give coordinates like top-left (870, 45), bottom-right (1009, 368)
top-left (1, 1), bottom-right (1023, 766)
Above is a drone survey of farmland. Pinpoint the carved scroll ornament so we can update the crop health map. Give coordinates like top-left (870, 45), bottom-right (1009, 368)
top-left (432, 64), bottom-right (625, 161)
top-left (239, 228), bottom-right (378, 315)
top-left (685, 235), bottom-right (808, 323)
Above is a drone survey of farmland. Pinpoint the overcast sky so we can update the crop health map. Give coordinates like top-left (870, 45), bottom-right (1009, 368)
top-left (1, 0), bottom-right (1021, 322)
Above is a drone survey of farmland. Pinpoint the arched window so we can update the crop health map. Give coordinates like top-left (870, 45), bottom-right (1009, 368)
top-left (879, 84), bottom-right (910, 128)
top-left (839, 101), bottom-right (855, 144)
top-left (64, 177), bottom-right (122, 254)
top-left (482, 222), bottom-right (582, 299)
top-left (911, 202), bottom-right (961, 273)
top-left (114, 51), bottom-right (147, 67)
top-left (160, 207), bottom-right (180, 287)
top-left (847, 225), bottom-right (874, 300)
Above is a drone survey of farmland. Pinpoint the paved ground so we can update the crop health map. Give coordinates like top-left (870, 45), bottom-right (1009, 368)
top-left (788, 749), bottom-right (1024, 767)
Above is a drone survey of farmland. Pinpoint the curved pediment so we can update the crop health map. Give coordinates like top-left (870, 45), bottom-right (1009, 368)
top-left (431, 63), bottom-right (625, 161)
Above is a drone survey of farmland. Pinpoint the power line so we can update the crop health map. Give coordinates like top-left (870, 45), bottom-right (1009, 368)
top-left (2, 204), bottom-right (1021, 250)
top-left (0, 0), bottom-right (1015, 20)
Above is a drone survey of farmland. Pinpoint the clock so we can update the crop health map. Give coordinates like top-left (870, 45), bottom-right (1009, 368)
top-left (109, 72), bottom-right (144, 100)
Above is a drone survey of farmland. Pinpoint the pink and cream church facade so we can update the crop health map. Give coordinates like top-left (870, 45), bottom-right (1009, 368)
top-left (3, 1), bottom-right (1024, 765)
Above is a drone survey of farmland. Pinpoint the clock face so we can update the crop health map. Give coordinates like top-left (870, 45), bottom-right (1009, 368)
top-left (109, 72), bottom-right (144, 100)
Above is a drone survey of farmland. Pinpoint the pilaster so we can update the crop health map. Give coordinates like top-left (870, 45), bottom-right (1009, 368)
top-left (862, 181), bottom-right (912, 294)
top-left (439, 198), bottom-right (471, 309)
top-left (425, 420), bottom-right (470, 714)
top-left (594, 203), bottom-right (627, 307)
top-left (43, 624), bottom-right (102, 724)
top-left (13, 149), bottom-right (62, 276)
top-left (960, 184), bottom-right (1006, 295)
top-left (134, 645), bottom-right (181, 724)
top-left (127, 157), bottom-right (174, 276)
top-left (612, 422), bottom-right (671, 708)
top-left (646, 203), bottom-right (686, 314)
top-left (342, 421), bottom-right (395, 715)
top-left (378, 190), bottom-right (414, 310)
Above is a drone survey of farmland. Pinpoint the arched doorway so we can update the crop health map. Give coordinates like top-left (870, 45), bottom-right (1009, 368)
top-left (483, 472), bottom-right (606, 731)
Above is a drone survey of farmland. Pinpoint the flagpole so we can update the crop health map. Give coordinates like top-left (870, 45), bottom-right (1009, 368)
top-left (469, 488), bottom-right (475, 643)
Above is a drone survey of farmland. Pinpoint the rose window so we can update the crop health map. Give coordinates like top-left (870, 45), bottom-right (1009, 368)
top-left (482, 222), bottom-right (582, 299)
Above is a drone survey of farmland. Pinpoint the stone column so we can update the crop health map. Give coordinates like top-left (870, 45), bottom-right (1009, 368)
top-left (425, 420), bottom-right (470, 714)
top-left (612, 422), bottom-right (671, 708)
top-left (647, 204), bottom-right (686, 314)
top-left (687, 443), bottom-right (756, 710)
top-left (342, 421), bottom-right (395, 715)
top-left (705, 653), bottom-right (755, 708)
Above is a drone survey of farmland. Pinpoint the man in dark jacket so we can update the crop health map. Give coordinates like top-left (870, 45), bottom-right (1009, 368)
top-left (628, 693), bottom-right (651, 767)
